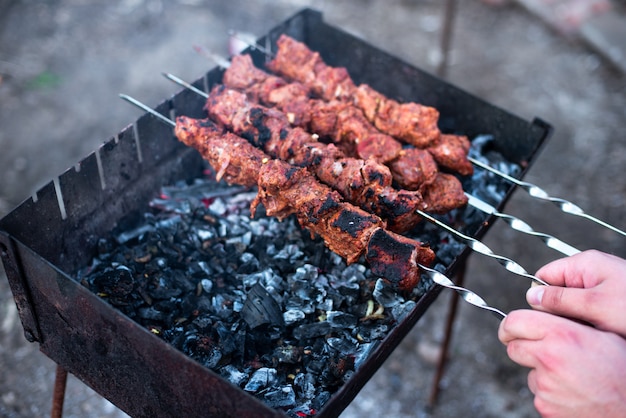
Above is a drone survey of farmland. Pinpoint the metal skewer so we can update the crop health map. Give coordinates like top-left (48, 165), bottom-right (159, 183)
top-left (416, 209), bottom-right (548, 286)
top-left (469, 157), bottom-right (626, 237)
top-left (465, 193), bottom-right (580, 256)
top-left (119, 93), bottom-right (507, 320)
top-left (418, 263), bottom-right (506, 319)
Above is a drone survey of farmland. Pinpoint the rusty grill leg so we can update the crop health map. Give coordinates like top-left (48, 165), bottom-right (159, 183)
top-left (51, 364), bottom-right (68, 418)
top-left (428, 262), bottom-right (466, 406)
top-left (437, 0), bottom-right (458, 78)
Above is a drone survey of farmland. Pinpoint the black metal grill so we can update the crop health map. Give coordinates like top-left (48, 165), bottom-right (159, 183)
top-left (0, 8), bottom-right (550, 418)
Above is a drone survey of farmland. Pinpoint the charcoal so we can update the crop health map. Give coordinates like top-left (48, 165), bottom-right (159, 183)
top-left (263, 385), bottom-right (296, 408)
top-left (373, 278), bottom-right (403, 308)
top-left (391, 300), bottom-right (417, 321)
top-left (326, 336), bottom-right (358, 355)
top-left (199, 278), bottom-right (213, 294)
top-left (357, 323), bottom-right (389, 342)
top-left (90, 266), bottom-right (135, 299)
top-left (272, 345), bottom-right (302, 364)
top-left (283, 309), bottom-right (306, 325)
top-left (293, 322), bottom-right (331, 340)
top-left (293, 372), bottom-right (316, 399)
top-left (243, 367), bottom-right (278, 392)
top-left (325, 311), bottom-right (357, 329)
top-left (240, 283), bottom-right (285, 329)
top-left (220, 364), bottom-right (248, 387)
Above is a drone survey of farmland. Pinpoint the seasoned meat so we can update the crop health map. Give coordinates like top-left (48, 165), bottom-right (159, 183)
top-left (174, 115), bottom-right (435, 291)
top-left (388, 148), bottom-right (439, 191)
top-left (422, 173), bottom-right (468, 214)
top-left (427, 134), bottom-right (474, 176)
top-left (205, 85), bottom-right (425, 232)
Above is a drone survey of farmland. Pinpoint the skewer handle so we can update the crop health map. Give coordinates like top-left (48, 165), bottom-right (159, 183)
top-left (417, 209), bottom-right (548, 286)
top-left (465, 193), bottom-right (581, 256)
top-left (469, 157), bottom-right (626, 237)
top-left (418, 264), bottom-right (506, 319)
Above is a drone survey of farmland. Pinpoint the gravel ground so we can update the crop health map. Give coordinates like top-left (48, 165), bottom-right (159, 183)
top-left (1, 1), bottom-right (625, 417)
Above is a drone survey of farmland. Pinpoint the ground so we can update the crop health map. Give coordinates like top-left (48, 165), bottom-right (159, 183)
top-left (0, 1), bottom-right (625, 417)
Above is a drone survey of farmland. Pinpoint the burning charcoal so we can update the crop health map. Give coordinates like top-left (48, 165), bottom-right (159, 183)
top-left (372, 278), bottom-right (403, 308)
top-left (283, 309), bottom-right (306, 325)
top-left (357, 323), bottom-right (389, 342)
top-left (293, 322), bottom-right (331, 340)
top-left (293, 373), bottom-right (316, 400)
top-left (311, 391), bottom-right (331, 412)
top-left (325, 311), bottom-right (357, 329)
top-left (263, 385), bottom-right (296, 409)
top-left (199, 278), bottom-right (213, 294)
top-left (243, 367), bottom-right (278, 392)
top-left (236, 252), bottom-right (260, 274)
top-left (90, 266), bottom-right (135, 299)
top-left (391, 300), bottom-right (417, 322)
top-left (273, 345), bottom-right (302, 364)
top-left (353, 341), bottom-right (379, 370)
top-left (181, 330), bottom-right (223, 369)
top-left (220, 364), bottom-right (248, 387)
top-left (326, 336), bottom-right (358, 355)
top-left (241, 283), bottom-right (285, 329)
top-left (320, 355), bottom-right (354, 386)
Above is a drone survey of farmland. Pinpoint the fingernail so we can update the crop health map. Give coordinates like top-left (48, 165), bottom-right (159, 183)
top-left (527, 286), bottom-right (544, 306)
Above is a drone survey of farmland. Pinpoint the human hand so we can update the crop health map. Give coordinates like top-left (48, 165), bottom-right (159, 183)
top-left (499, 309), bottom-right (626, 418)
top-left (526, 250), bottom-right (626, 337)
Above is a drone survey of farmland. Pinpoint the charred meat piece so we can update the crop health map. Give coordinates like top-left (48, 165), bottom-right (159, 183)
top-left (252, 159), bottom-right (383, 264)
top-left (175, 116), bottom-right (265, 187)
top-left (422, 173), bottom-right (468, 214)
top-left (366, 228), bottom-right (435, 291)
top-left (427, 134), bottom-right (474, 176)
top-left (388, 148), bottom-right (439, 191)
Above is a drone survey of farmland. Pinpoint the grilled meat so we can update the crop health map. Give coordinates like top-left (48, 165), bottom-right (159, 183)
top-left (205, 85), bottom-right (427, 232)
top-left (265, 34), bottom-right (472, 175)
top-left (174, 115), bottom-right (435, 290)
top-left (222, 53), bottom-right (467, 206)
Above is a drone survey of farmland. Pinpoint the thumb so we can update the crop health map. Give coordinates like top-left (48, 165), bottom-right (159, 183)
top-left (526, 285), bottom-right (589, 323)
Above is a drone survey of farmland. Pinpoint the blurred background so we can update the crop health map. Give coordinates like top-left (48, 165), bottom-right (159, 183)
top-left (1, 1), bottom-right (624, 417)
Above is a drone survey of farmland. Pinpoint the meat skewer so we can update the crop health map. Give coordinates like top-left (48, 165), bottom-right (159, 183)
top-left (165, 73), bottom-right (581, 257)
top-left (197, 48), bottom-right (465, 195)
top-left (119, 93), bottom-right (434, 291)
top-left (165, 76), bottom-right (429, 233)
top-left (261, 34), bottom-right (474, 176)
top-left (205, 84), bottom-right (427, 233)
top-left (164, 71), bottom-right (466, 219)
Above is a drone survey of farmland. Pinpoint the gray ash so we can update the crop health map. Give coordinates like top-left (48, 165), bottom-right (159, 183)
top-left (77, 135), bottom-right (517, 416)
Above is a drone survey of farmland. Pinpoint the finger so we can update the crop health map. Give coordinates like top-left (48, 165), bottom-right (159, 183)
top-left (527, 369), bottom-right (537, 395)
top-left (498, 310), bottom-right (560, 343)
top-left (506, 339), bottom-right (541, 369)
top-left (526, 285), bottom-right (593, 319)
top-left (536, 250), bottom-right (626, 288)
